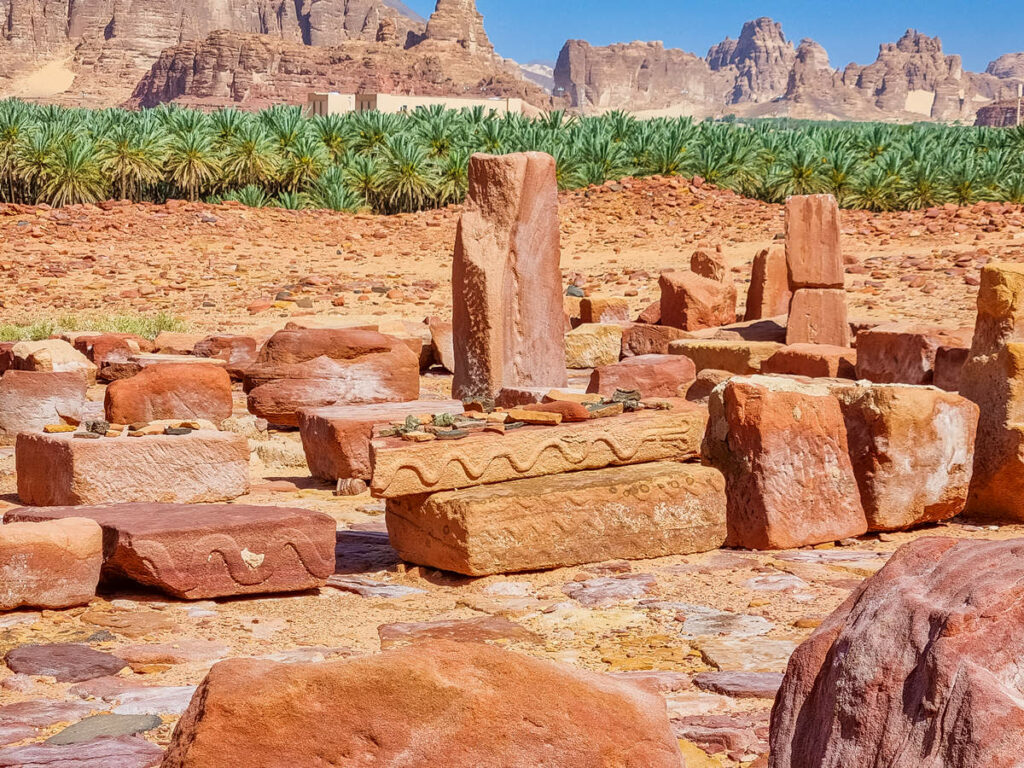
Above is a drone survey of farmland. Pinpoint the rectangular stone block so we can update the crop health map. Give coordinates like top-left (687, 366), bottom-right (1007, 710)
top-left (580, 297), bottom-right (630, 324)
top-left (785, 194), bottom-right (844, 289)
top-left (855, 323), bottom-right (971, 385)
top-left (8, 504), bottom-right (336, 600)
top-left (786, 288), bottom-right (850, 347)
top-left (704, 376), bottom-right (868, 549)
top-left (16, 431), bottom-right (250, 506)
top-left (833, 384), bottom-right (979, 532)
top-left (386, 462), bottom-right (727, 576)
top-left (0, 518), bottom-right (101, 610)
top-left (668, 339), bottom-right (783, 375)
top-left (761, 344), bottom-right (856, 378)
top-left (370, 400), bottom-right (708, 498)
top-left (659, 271), bottom-right (737, 331)
top-left (745, 245), bottom-right (792, 321)
top-left (452, 152), bottom-right (567, 400)
top-left (588, 354), bottom-right (696, 398)
top-left (298, 400), bottom-right (463, 481)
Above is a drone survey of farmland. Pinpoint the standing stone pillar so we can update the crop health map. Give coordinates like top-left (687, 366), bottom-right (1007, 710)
top-left (744, 245), bottom-right (791, 321)
top-left (784, 195), bottom-right (850, 347)
top-left (452, 152), bottom-right (567, 401)
top-left (960, 263), bottom-right (1024, 519)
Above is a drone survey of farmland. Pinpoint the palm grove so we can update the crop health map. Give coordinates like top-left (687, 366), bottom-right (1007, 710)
top-left (1, 99), bottom-right (1023, 213)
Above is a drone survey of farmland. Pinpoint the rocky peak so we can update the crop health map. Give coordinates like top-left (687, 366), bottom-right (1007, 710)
top-left (891, 29), bottom-right (944, 55)
top-left (424, 0), bottom-right (494, 55)
top-left (988, 53), bottom-right (1024, 80)
top-left (707, 16), bottom-right (795, 104)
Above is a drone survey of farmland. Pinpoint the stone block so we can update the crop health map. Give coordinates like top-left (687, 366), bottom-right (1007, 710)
top-left (0, 518), bottom-right (101, 610)
top-left (668, 339), bottom-right (783, 374)
top-left (588, 354), bottom-right (696, 398)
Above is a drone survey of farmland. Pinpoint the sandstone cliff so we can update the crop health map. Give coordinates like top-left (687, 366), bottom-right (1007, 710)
top-left (554, 21), bottom-right (1024, 124)
top-left (126, 30), bottom-right (550, 110)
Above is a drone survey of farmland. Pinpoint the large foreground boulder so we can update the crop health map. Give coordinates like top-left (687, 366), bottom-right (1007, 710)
top-left (770, 537), bottom-right (1024, 768)
top-left (161, 640), bottom-right (683, 767)
top-left (0, 371), bottom-right (87, 445)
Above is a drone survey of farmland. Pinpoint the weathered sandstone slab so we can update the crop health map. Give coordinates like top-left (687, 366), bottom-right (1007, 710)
top-left (0, 371), bottom-right (87, 445)
top-left (744, 245), bottom-right (791, 321)
top-left (386, 462), bottom-right (727, 575)
top-left (8, 504), bottom-right (335, 600)
top-left (588, 354), bottom-right (695, 397)
top-left (0, 518), bottom-right (102, 610)
top-left (854, 323), bottom-right (971, 384)
top-left (371, 400), bottom-right (707, 498)
top-left (659, 271), bottom-right (737, 331)
top-left (761, 344), bottom-right (856, 378)
top-left (565, 323), bottom-right (623, 368)
top-left (104, 363), bottom-right (233, 425)
top-left (785, 288), bottom-right (850, 347)
top-left (11, 340), bottom-right (98, 384)
top-left (704, 376), bottom-right (867, 549)
top-left (452, 152), bottom-right (566, 400)
top-left (161, 641), bottom-right (683, 768)
top-left (16, 431), bottom-right (249, 506)
top-left (668, 339), bottom-right (783, 374)
top-left (785, 194), bottom-right (843, 289)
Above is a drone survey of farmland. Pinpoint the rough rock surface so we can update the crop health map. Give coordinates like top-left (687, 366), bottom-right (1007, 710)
top-left (0, 518), bottom-right (102, 611)
top-left (704, 376), bottom-right (868, 549)
top-left (161, 641), bottom-right (683, 767)
top-left (16, 431), bottom-right (250, 506)
top-left (452, 152), bottom-right (566, 400)
top-left (855, 323), bottom-right (971, 385)
top-left (744, 245), bottom-right (791, 321)
top-left (104, 363), bottom-right (233, 425)
top-left (659, 271), bottom-right (738, 331)
top-left (588, 354), bottom-right (696, 398)
top-left (770, 537), bottom-right (1024, 768)
top-left (386, 462), bottom-right (727, 575)
top-left (244, 329), bottom-right (420, 427)
top-left (0, 371), bottom-right (87, 445)
top-left (834, 383), bottom-right (979, 531)
top-left (8, 504), bottom-right (336, 600)
top-left (424, 0), bottom-right (492, 54)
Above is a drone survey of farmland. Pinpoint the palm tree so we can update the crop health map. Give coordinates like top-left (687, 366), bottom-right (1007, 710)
top-left (40, 138), bottom-right (106, 206)
top-left (221, 122), bottom-right (280, 189)
top-left (378, 134), bottom-right (438, 213)
top-left (165, 129), bottom-right (221, 201)
top-left (278, 133), bottom-right (329, 192)
top-left (97, 121), bottom-right (167, 200)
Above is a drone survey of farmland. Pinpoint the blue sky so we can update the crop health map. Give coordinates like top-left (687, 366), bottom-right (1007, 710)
top-left (403, 1), bottom-right (1022, 71)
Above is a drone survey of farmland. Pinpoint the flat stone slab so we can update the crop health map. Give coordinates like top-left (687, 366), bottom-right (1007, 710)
top-left (5, 644), bottom-right (127, 682)
top-left (370, 400), bottom-right (708, 498)
top-left (8, 504), bottom-right (336, 600)
top-left (562, 573), bottom-right (658, 607)
top-left (377, 616), bottom-right (541, 650)
top-left (386, 462), bottom-right (727, 576)
top-left (47, 714), bottom-right (162, 745)
top-left (16, 431), bottom-right (249, 506)
top-left (0, 735), bottom-right (163, 767)
top-left (692, 671), bottom-right (784, 699)
top-left (298, 400), bottom-right (463, 481)
top-left (697, 637), bottom-right (799, 673)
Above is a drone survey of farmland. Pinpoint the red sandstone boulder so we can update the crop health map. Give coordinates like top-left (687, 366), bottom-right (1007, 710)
top-left (855, 323), bottom-right (971, 385)
top-left (8, 504), bottom-right (336, 600)
top-left (745, 245), bottom-right (791, 321)
top-left (834, 383), bottom-right (979, 531)
top-left (298, 400), bottom-right (463, 481)
top-left (659, 271), bottom-right (737, 331)
top-left (762, 344), bottom-right (856, 378)
top-left (690, 249), bottom-right (727, 282)
top-left (620, 323), bottom-right (689, 357)
top-left (0, 371), bottom-right (87, 445)
top-left (588, 354), bottom-right (696, 398)
top-left (193, 335), bottom-right (258, 378)
top-left (152, 332), bottom-right (206, 355)
top-left (770, 537), bottom-right (1024, 768)
top-left (704, 376), bottom-right (868, 549)
top-left (0, 518), bottom-right (102, 610)
top-left (161, 641), bottom-right (683, 767)
top-left (69, 333), bottom-right (152, 368)
top-left (104, 364), bottom-right (233, 425)
top-left (580, 297), bottom-right (630, 324)
top-left (244, 329), bottom-right (420, 427)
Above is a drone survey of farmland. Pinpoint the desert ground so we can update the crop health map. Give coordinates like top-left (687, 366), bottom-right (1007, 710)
top-left (1, 177), bottom-right (1024, 766)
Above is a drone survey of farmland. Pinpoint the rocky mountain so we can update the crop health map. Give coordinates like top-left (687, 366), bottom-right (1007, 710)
top-left (555, 21), bottom-right (1024, 124)
top-left (987, 53), bottom-right (1024, 80)
top-left (0, 0), bottom-right (428, 104)
top-left (126, 28), bottom-right (549, 110)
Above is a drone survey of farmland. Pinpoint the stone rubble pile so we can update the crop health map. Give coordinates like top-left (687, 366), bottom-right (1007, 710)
top-left (1, 169), bottom-right (1024, 767)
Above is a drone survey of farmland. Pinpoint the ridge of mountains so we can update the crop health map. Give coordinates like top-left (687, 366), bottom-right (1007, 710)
top-left (0, 1), bottom-right (1019, 124)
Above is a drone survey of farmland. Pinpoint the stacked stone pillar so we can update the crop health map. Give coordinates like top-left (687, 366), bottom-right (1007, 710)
top-left (784, 194), bottom-right (850, 347)
top-left (452, 152), bottom-right (567, 401)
